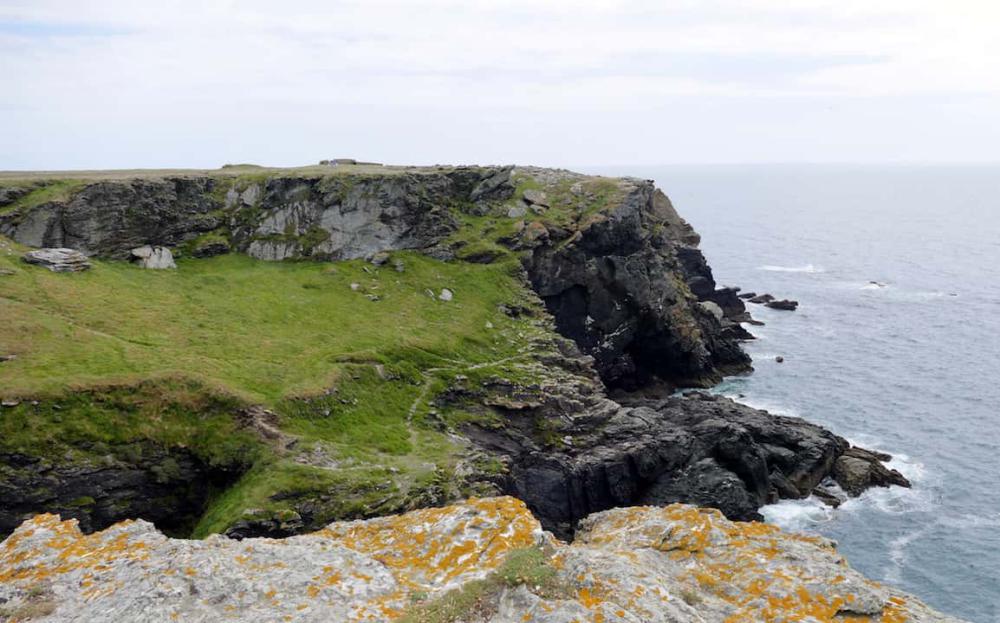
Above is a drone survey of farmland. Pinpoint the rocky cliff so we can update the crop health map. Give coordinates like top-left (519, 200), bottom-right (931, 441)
top-left (0, 164), bottom-right (905, 548)
top-left (0, 497), bottom-right (963, 622)
top-left (0, 165), bottom-right (748, 390)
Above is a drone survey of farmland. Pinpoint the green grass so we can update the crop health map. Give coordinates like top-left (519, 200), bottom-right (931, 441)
top-left (0, 379), bottom-right (260, 468)
top-left (0, 248), bottom-right (531, 401)
top-left (0, 239), bottom-right (550, 534)
top-left (0, 166), bottom-right (629, 536)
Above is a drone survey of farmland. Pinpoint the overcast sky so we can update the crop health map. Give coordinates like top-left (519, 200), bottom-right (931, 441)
top-left (2, 0), bottom-right (999, 169)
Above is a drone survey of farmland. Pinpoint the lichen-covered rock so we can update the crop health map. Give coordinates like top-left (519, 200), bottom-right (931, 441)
top-left (0, 497), bottom-right (962, 622)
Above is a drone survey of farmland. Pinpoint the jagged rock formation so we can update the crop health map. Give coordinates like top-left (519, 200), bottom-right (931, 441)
top-left (452, 348), bottom-right (908, 537)
top-left (0, 497), bottom-right (962, 622)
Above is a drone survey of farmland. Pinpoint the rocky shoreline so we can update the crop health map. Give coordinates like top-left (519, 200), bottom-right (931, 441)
top-left (0, 163), bottom-right (939, 620)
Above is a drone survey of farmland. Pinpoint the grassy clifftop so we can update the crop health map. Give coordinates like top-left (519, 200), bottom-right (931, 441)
top-left (0, 235), bottom-right (558, 536)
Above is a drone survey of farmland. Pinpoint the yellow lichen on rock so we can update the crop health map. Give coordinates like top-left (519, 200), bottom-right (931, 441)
top-left (0, 499), bottom-right (963, 623)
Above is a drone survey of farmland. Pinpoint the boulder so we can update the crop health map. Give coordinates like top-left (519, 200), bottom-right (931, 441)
top-left (130, 246), bottom-right (176, 269)
top-left (749, 293), bottom-right (775, 304)
top-left (21, 248), bottom-right (91, 273)
top-left (833, 447), bottom-right (911, 496)
top-left (738, 291), bottom-right (757, 299)
top-left (766, 299), bottom-right (799, 311)
top-left (369, 251), bottom-right (391, 266)
top-left (506, 205), bottom-right (528, 218)
top-left (522, 189), bottom-right (550, 208)
top-left (439, 288), bottom-right (454, 301)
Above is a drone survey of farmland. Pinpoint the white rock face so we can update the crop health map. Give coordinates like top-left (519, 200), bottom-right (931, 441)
top-left (0, 498), bottom-right (964, 623)
top-left (439, 288), bottom-right (454, 301)
top-left (130, 245), bottom-right (176, 269)
top-left (21, 248), bottom-right (91, 272)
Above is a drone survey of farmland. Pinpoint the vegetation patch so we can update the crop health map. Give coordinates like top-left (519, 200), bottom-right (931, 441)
top-left (0, 179), bottom-right (87, 215)
top-left (0, 239), bottom-right (553, 535)
top-left (399, 546), bottom-right (571, 623)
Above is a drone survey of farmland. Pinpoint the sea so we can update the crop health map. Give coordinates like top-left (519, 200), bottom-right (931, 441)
top-left (586, 164), bottom-right (1000, 622)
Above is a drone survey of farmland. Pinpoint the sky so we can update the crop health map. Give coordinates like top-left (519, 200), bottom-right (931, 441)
top-left (2, 0), bottom-right (999, 169)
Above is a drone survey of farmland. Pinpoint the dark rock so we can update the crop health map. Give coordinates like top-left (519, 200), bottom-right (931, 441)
top-left (766, 299), bottom-right (799, 311)
top-left (833, 447), bottom-right (910, 496)
top-left (0, 446), bottom-right (245, 538)
top-left (525, 183), bottom-right (750, 391)
top-left (738, 292), bottom-right (757, 300)
top-left (190, 240), bottom-right (230, 258)
top-left (0, 186), bottom-right (31, 207)
top-left (812, 486), bottom-right (844, 508)
top-left (22, 248), bottom-right (91, 272)
top-left (749, 294), bottom-right (775, 304)
top-left (462, 383), bottom-right (862, 538)
top-left (775, 356), bottom-right (784, 363)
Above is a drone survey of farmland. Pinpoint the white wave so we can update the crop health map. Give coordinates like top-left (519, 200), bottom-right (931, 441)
top-left (722, 395), bottom-right (801, 417)
top-left (938, 512), bottom-right (1000, 530)
top-left (761, 497), bottom-right (836, 532)
top-left (884, 525), bottom-right (934, 585)
top-left (758, 263), bottom-right (825, 273)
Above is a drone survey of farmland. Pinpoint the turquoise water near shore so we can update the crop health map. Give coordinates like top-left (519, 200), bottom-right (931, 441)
top-left (588, 165), bottom-right (1000, 622)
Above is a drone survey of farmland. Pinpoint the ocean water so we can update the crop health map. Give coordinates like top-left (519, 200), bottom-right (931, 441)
top-left (587, 165), bottom-right (1000, 622)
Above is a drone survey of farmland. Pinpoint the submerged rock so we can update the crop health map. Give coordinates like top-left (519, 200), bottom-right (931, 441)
top-left (0, 497), bottom-right (963, 622)
top-left (21, 248), bottom-right (91, 272)
top-left (766, 299), bottom-right (799, 311)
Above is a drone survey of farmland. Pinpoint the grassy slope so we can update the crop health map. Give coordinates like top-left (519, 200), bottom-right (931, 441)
top-left (0, 239), bottom-right (547, 535)
top-left (0, 167), bottom-right (632, 536)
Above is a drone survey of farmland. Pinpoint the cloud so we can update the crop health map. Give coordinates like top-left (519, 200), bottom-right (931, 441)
top-left (1, 0), bottom-right (998, 167)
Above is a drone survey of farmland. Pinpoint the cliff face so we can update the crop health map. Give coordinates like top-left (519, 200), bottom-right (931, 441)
top-left (0, 165), bottom-right (748, 390)
top-left (0, 164), bottom-right (905, 543)
top-left (0, 497), bottom-right (962, 622)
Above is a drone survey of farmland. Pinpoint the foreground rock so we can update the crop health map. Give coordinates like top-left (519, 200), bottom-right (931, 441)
top-left (20, 248), bottom-right (91, 272)
top-left (0, 497), bottom-right (961, 622)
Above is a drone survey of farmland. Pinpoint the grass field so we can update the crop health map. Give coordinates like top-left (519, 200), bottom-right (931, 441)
top-left (0, 238), bottom-right (548, 534)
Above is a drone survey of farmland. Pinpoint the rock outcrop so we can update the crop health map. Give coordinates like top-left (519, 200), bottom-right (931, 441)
top-left (458, 361), bottom-right (907, 537)
top-left (20, 248), bottom-right (91, 272)
top-left (524, 179), bottom-right (751, 389)
top-left (0, 497), bottom-right (962, 622)
top-left (0, 166), bottom-right (750, 390)
top-left (129, 245), bottom-right (176, 269)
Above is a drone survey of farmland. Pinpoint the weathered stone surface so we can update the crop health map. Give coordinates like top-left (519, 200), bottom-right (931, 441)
top-left (21, 248), bottom-right (91, 272)
top-left (0, 498), bottom-right (962, 622)
top-left (522, 188), bottom-right (550, 207)
top-left (130, 245), bottom-right (176, 269)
